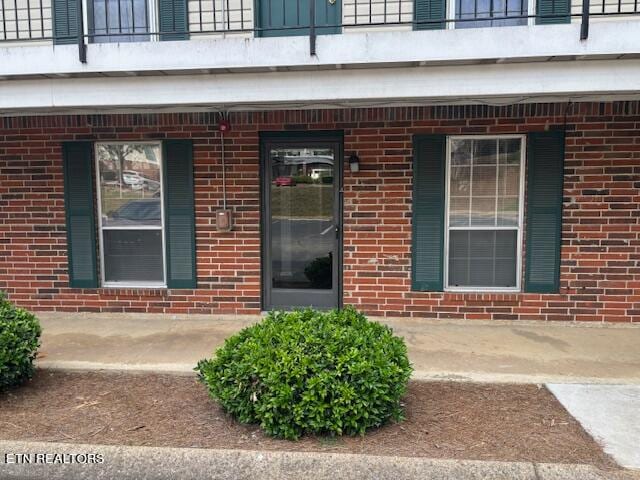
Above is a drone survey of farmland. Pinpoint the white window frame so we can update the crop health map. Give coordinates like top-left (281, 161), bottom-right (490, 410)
top-left (443, 134), bottom-right (526, 293)
top-left (95, 141), bottom-right (167, 288)
top-left (446, 0), bottom-right (536, 29)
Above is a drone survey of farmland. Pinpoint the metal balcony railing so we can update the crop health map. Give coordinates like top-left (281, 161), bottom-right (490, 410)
top-left (1, 0), bottom-right (638, 58)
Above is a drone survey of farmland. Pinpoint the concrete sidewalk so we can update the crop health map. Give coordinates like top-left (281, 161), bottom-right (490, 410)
top-left (36, 312), bottom-right (640, 384)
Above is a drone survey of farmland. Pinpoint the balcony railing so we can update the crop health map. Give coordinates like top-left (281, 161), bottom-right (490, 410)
top-left (1, 0), bottom-right (638, 55)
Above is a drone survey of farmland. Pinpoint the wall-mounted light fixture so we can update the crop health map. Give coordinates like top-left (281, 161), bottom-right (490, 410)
top-left (349, 153), bottom-right (360, 173)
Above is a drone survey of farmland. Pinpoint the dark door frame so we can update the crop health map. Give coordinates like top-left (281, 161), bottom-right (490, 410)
top-left (259, 130), bottom-right (344, 311)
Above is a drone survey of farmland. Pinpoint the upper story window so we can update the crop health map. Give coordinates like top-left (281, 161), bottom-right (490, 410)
top-left (88, 0), bottom-right (151, 42)
top-left (454, 0), bottom-right (529, 27)
top-left (445, 136), bottom-right (525, 291)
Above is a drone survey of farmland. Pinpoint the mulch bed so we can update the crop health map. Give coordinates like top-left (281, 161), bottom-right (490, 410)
top-left (0, 371), bottom-right (616, 469)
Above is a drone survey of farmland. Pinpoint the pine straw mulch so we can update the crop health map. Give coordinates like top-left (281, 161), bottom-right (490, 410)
top-left (0, 371), bottom-right (617, 470)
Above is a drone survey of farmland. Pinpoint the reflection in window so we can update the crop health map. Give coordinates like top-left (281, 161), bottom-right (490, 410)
top-left (96, 143), bottom-right (164, 285)
top-left (455, 0), bottom-right (527, 28)
top-left (269, 147), bottom-right (334, 290)
top-left (447, 137), bottom-right (523, 289)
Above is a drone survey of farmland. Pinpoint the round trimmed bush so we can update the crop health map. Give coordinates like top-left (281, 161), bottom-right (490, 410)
top-left (196, 307), bottom-right (412, 440)
top-left (0, 293), bottom-right (41, 389)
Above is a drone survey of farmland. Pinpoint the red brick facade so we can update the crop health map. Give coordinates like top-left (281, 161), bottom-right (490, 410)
top-left (1, 101), bottom-right (639, 322)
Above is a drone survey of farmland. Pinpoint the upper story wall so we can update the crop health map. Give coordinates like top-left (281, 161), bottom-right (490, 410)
top-left (1, 0), bottom-right (638, 42)
top-left (0, 0), bottom-right (639, 114)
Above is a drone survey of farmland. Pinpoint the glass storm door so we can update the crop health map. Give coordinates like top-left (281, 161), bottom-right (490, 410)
top-left (261, 134), bottom-right (342, 310)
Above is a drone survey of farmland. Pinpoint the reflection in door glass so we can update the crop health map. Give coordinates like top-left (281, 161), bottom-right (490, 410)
top-left (270, 147), bottom-right (334, 290)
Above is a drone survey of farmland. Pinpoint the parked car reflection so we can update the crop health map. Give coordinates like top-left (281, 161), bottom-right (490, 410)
top-left (104, 198), bottom-right (161, 227)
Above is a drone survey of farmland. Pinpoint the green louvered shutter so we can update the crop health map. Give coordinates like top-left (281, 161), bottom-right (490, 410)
top-left (163, 140), bottom-right (196, 289)
top-left (525, 131), bottom-right (565, 293)
top-left (412, 135), bottom-right (446, 290)
top-left (62, 142), bottom-right (98, 288)
top-left (159, 0), bottom-right (189, 40)
top-left (536, 0), bottom-right (570, 24)
top-left (53, 0), bottom-right (79, 45)
top-left (414, 0), bottom-right (446, 29)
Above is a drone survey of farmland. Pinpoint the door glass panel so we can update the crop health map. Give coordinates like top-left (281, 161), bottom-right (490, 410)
top-left (270, 146), bottom-right (335, 290)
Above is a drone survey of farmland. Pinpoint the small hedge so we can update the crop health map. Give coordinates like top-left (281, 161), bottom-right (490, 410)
top-left (196, 308), bottom-right (412, 440)
top-left (0, 293), bottom-right (41, 389)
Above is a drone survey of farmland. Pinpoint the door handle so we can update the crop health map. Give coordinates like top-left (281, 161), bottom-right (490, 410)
top-left (335, 225), bottom-right (340, 239)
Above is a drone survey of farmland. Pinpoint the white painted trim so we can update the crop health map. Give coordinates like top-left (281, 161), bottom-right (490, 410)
top-left (443, 134), bottom-right (526, 292)
top-left (95, 141), bottom-right (167, 288)
top-left (1, 21), bottom-right (639, 78)
top-left (1, 59), bottom-right (640, 114)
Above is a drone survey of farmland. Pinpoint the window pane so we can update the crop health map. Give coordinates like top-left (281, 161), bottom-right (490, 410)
top-left (103, 230), bottom-right (164, 283)
top-left (470, 197), bottom-right (496, 226)
top-left (450, 166), bottom-right (470, 196)
top-left (473, 140), bottom-right (497, 165)
top-left (449, 197), bottom-right (470, 227)
top-left (448, 230), bottom-right (517, 288)
top-left (472, 165), bottom-right (497, 195)
top-left (451, 139), bottom-right (472, 166)
top-left (499, 138), bottom-right (522, 165)
top-left (497, 197), bottom-right (519, 226)
top-left (98, 144), bottom-right (162, 227)
top-left (498, 164), bottom-right (520, 196)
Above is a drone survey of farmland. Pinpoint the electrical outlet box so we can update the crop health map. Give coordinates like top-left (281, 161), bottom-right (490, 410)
top-left (216, 209), bottom-right (233, 232)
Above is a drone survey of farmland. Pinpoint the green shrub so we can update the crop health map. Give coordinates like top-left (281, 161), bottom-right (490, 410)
top-left (196, 307), bottom-right (412, 440)
top-left (0, 293), bottom-right (41, 389)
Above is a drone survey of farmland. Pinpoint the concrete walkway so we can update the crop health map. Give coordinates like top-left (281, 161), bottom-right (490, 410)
top-left (36, 312), bottom-right (640, 384)
top-left (548, 384), bottom-right (640, 469)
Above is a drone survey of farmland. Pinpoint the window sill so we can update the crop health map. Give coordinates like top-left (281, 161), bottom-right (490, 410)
top-left (444, 287), bottom-right (521, 293)
top-left (102, 283), bottom-right (167, 289)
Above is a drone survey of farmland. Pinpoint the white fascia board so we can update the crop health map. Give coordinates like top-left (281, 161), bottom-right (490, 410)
top-left (0, 20), bottom-right (639, 78)
top-left (1, 59), bottom-right (639, 114)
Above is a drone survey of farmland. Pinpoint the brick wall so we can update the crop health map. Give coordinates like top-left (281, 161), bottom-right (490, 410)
top-left (0, 102), bottom-right (639, 322)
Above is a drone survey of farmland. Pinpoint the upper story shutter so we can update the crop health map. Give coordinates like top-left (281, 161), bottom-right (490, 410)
top-left (62, 142), bottom-right (99, 288)
top-left (159, 0), bottom-right (189, 40)
top-left (52, 0), bottom-right (79, 45)
top-left (524, 131), bottom-right (565, 293)
top-left (163, 140), bottom-right (197, 289)
top-left (414, 0), bottom-right (446, 29)
top-left (536, 0), bottom-right (570, 24)
top-left (412, 135), bottom-right (446, 291)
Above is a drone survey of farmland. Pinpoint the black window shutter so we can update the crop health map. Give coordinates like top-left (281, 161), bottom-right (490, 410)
top-left (536, 0), bottom-right (570, 24)
top-left (53, 0), bottom-right (79, 45)
top-left (62, 142), bottom-right (98, 288)
top-left (412, 135), bottom-right (446, 291)
top-left (524, 131), bottom-right (565, 293)
top-left (414, 0), bottom-right (446, 29)
top-left (163, 140), bottom-right (196, 289)
top-left (159, 0), bottom-right (189, 40)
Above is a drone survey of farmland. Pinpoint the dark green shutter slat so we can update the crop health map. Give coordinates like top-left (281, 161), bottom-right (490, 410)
top-left (159, 0), bottom-right (189, 40)
top-left (525, 131), bottom-right (565, 293)
top-left (536, 0), bottom-right (570, 24)
top-left (63, 142), bottom-right (98, 288)
top-left (412, 135), bottom-right (446, 291)
top-left (163, 140), bottom-right (196, 289)
top-left (414, 0), bottom-right (446, 30)
top-left (53, 0), bottom-right (79, 44)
